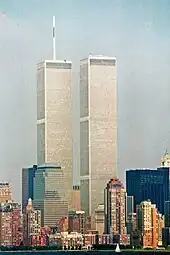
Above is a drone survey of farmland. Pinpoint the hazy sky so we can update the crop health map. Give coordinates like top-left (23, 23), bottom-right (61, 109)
top-left (0, 0), bottom-right (170, 201)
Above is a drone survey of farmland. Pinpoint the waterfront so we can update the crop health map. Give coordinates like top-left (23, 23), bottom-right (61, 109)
top-left (0, 251), bottom-right (170, 255)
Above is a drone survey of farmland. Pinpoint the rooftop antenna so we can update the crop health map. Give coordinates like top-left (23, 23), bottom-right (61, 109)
top-left (52, 16), bottom-right (56, 60)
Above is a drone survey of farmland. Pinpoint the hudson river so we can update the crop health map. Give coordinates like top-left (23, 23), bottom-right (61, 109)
top-left (0, 251), bottom-right (169, 255)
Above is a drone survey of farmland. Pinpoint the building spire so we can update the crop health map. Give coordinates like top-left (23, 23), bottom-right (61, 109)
top-left (165, 148), bottom-right (168, 156)
top-left (161, 148), bottom-right (170, 167)
top-left (52, 16), bottom-right (56, 60)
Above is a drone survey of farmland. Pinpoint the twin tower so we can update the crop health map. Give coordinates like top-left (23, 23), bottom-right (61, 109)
top-left (37, 31), bottom-right (117, 227)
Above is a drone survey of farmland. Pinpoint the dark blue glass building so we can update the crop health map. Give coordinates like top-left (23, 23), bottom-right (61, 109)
top-left (165, 201), bottom-right (170, 227)
top-left (158, 166), bottom-right (170, 200)
top-left (22, 165), bottom-right (37, 211)
top-left (126, 195), bottom-right (134, 218)
top-left (126, 168), bottom-right (169, 214)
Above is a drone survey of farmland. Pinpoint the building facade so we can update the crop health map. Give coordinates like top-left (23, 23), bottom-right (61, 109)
top-left (126, 213), bottom-right (137, 235)
top-left (33, 163), bottom-right (68, 228)
top-left (10, 202), bottom-right (22, 246)
top-left (162, 227), bottom-right (170, 247)
top-left (137, 200), bottom-right (158, 248)
top-left (57, 217), bottom-right (68, 233)
top-left (126, 168), bottom-right (169, 214)
top-left (68, 210), bottom-right (85, 234)
top-left (104, 178), bottom-right (126, 235)
top-left (0, 210), bottom-right (12, 245)
top-left (165, 201), bottom-right (170, 227)
top-left (126, 195), bottom-right (134, 220)
top-left (23, 198), bottom-right (41, 245)
top-left (22, 165), bottom-right (37, 211)
top-left (157, 213), bottom-right (164, 246)
top-left (0, 202), bottom-right (21, 246)
top-left (37, 60), bottom-right (72, 209)
top-left (0, 182), bottom-right (12, 204)
top-left (160, 150), bottom-right (170, 200)
top-left (95, 204), bottom-right (104, 235)
top-left (72, 185), bottom-right (81, 211)
top-left (80, 55), bottom-right (117, 225)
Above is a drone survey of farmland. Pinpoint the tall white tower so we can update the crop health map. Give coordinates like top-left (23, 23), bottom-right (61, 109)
top-left (36, 17), bottom-right (73, 209)
top-left (80, 55), bottom-right (117, 226)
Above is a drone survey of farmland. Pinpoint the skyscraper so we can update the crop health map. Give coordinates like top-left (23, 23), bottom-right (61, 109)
top-left (159, 150), bottom-right (170, 200)
top-left (33, 163), bottom-right (68, 228)
top-left (164, 201), bottom-right (170, 228)
top-left (126, 168), bottom-right (169, 214)
top-left (22, 165), bottom-right (37, 211)
top-left (23, 198), bottom-right (41, 245)
top-left (104, 178), bottom-right (126, 235)
top-left (80, 55), bottom-right (117, 225)
top-left (36, 18), bottom-right (73, 209)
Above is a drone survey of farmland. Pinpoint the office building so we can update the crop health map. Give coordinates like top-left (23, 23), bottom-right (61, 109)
top-left (72, 185), bottom-right (80, 211)
top-left (126, 213), bottom-right (137, 235)
top-left (33, 163), bottom-right (68, 228)
top-left (126, 168), bottom-right (169, 214)
top-left (85, 216), bottom-right (92, 233)
top-left (104, 178), bottom-right (126, 235)
top-left (157, 213), bottom-right (164, 246)
top-left (37, 19), bottom-right (73, 209)
top-left (0, 201), bottom-right (22, 246)
top-left (0, 182), bottom-right (12, 204)
top-left (10, 202), bottom-right (22, 246)
top-left (137, 200), bottom-right (158, 248)
top-left (22, 165), bottom-right (37, 211)
top-left (158, 166), bottom-right (170, 201)
top-left (165, 201), bottom-right (170, 227)
top-left (126, 195), bottom-right (134, 221)
top-left (80, 55), bottom-right (117, 225)
top-left (0, 207), bottom-right (12, 245)
top-left (95, 204), bottom-right (104, 235)
top-left (68, 210), bottom-right (85, 234)
top-left (57, 217), bottom-right (68, 233)
top-left (160, 150), bottom-right (170, 200)
top-left (23, 198), bottom-right (41, 245)
top-left (125, 195), bottom-right (135, 238)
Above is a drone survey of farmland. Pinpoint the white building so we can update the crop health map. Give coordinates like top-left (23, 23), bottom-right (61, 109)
top-left (80, 55), bottom-right (117, 226)
top-left (36, 59), bottom-right (73, 209)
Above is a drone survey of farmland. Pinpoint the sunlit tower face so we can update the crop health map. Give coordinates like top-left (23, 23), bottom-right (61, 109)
top-left (80, 55), bottom-right (117, 226)
top-left (36, 17), bottom-right (73, 210)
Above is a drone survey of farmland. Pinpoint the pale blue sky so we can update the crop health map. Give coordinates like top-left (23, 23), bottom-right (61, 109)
top-left (0, 0), bottom-right (170, 201)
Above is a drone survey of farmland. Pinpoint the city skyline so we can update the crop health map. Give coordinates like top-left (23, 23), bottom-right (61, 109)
top-left (0, 0), bottom-right (170, 201)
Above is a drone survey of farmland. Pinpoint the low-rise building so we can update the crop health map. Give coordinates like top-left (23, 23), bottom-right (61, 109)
top-left (68, 211), bottom-right (85, 234)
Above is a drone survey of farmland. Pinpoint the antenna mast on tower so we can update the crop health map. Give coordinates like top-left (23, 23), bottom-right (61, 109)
top-left (52, 16), bottom-right (56, 60)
